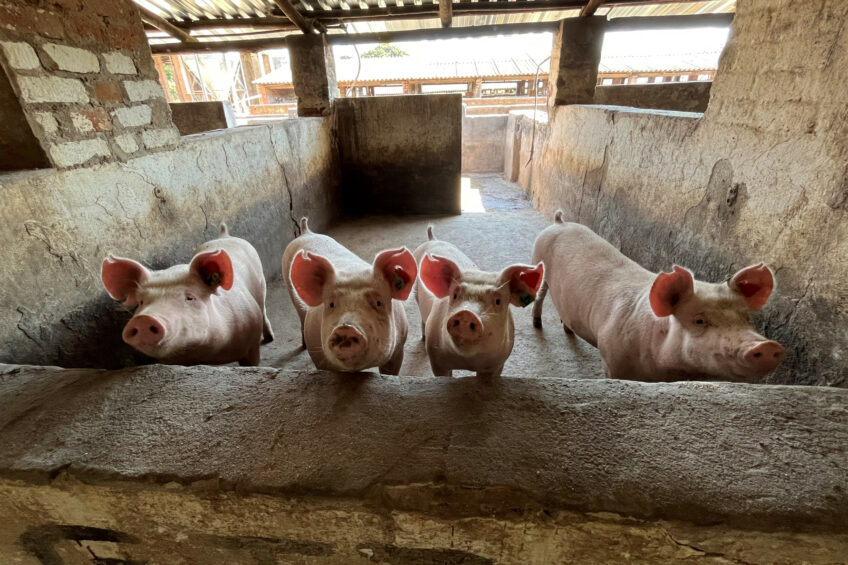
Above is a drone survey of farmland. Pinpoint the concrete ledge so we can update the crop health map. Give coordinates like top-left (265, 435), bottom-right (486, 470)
top-left (594, 82), bottom-right (712, 113)
top-left (1, 364), bottom-right (846, 529)
top-left (169, 101), bottom-right (236, 135)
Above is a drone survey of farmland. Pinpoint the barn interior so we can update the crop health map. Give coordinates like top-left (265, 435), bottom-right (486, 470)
top-left (1, 0), bottom-right (847, 563)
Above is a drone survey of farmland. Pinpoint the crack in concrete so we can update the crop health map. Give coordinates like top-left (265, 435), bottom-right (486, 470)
top-left (16, 308), bottom-right (43, 351)
top-left (660, 526), bottom-right (754, 565)
top-left (267, 126), bottom-right (299, 239)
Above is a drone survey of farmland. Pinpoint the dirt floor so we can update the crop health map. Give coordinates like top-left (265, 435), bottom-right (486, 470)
top-left (261, 173), bottom-right (603, 379)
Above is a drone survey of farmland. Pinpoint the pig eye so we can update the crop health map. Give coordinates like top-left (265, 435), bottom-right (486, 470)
top-left (376, 300), bottom-right (382, 307)
top-left (695, 316), bottom-right (706, 326)
top-left (329, 302), bottom-right (335, 309)
top-left (495, 298), bottom-right (501, 306)
top-left (185, 294), bottom-right (195, 301)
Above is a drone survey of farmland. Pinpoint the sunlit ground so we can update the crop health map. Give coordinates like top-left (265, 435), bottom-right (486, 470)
top-left (460, 176), bottom-right (486, 213)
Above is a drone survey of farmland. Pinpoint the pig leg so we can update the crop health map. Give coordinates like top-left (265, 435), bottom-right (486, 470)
top-left (379, 347), bottom-right (404, 376)
top-left (477, 363), bottom-right (504, 380)
top-left (262, 313), bottom-right (274, 344)
top-left (563, 321), bottom-right (574, 335)
top-left (420, 321), bottom-right (426, 340)
top-left (532, 281), bottom-right (548, 328)
top-left (430, 360), bottom-right (453, 378)
top-left (239, 344), bottom-right (261, 367)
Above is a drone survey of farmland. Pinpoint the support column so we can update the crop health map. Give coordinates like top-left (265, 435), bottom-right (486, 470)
top-left (548, 16), bottom-right (606, 107)
top-left (472, 77), bottom-right (483, 98)
top-left (286, 34), bottom-right (337, 117)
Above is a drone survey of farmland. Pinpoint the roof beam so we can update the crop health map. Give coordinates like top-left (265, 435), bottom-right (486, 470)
top-left (580, 0), bottom-right (605, 17)
top-left (439, 0), bottom-right (453, 28)
top-left (327, 21), bottom-right (561, 44)
top-left (273, 0), bottom-right (316, 33)
top-left (136, 4), bottom-right (198, 43)
top-left (606, 13), bottom-right (733, 31)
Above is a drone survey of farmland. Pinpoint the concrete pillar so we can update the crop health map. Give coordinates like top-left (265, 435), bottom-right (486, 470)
top-left (548, 16), bottom-right (606, 107)
top-left (286, 34), bottom-right (337, 117)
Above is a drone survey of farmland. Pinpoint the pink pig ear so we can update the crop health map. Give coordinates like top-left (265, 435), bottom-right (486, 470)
top-left (729, 263), bottom-right (774, 311)
top-left (501, 263), bottom-right (545, 307)
top-left (101, 255), bottom-right (150, 306)
top-left (374, 247), bottom-right (417, 301)
top-left (420, 254), bottom-right (461, 299)
top-left (190, 249), bottom-right (234, 292)
top-left (290, 251), bottom-right (334, 307)
top-left (650, 265), bottom-right (694, 317)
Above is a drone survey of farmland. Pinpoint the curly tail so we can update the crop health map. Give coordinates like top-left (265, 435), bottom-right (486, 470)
top-left (427, 224), bottom-right (435, 241)
top-left (300, 217), bottom-right (310, 235)
top-left (219, 222), bottom-right (229, 237)
top-left (554, 210), bottom-right (564, 224)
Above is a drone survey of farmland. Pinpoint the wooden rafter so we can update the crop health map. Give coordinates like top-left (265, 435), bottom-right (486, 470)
top-left (580, 0), bottom-right (605, 17)
top-left (136, 4), bottom-right (198, 43)
top-left (273, 0), bottom-right (316, 33)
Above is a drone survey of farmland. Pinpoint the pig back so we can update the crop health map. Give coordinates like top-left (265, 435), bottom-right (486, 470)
top-left (534, 222), bottom-right (654, 344)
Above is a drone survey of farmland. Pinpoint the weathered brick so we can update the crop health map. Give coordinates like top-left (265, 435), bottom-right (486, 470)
top-left (104, 23), bottom-right (147, 51)
top-left (0, 5), bottom-right (64, 39)
top-left (71, 108), bottom-right (112, 133)
top-left (32, 112), bottom-right (59, 136)
top-left (141, 127), bottom-right (179, 149)
top-left (103, 51), bottom-right (136, 75)
top-left (42, 43), bottom-right (100, 73)
top-left (123, 80), bottom-right (166, 102)
top-left (0, 41), bottom-right (41, 70)
top-left (16, 76), bottom-right (88, 104)
top-left (111, 104), bottom-right (151, 128)
top-left (114, 133), bottom-right (139, 154)
top-left (66, 13), bottom-right (106, 43)
top-left (94, 81), bottom-right (123, 104)
top-left (49, 138), bottom-right (110, 167)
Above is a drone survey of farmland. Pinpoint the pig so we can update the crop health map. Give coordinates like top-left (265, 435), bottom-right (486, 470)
top-left (282, 218), bottom-right (417, 374)
top-left (101, 223), bottom-right (273, 366)
top-left (414, 226), bottom-right (544, 378)
top-left (531, 211), bottom-right (785, 382)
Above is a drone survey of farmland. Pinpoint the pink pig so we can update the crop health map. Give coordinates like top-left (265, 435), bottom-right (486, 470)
top-left (532, 211), bottom-right (785, 382)
top-left (282, 218), bottom-right (417, 374)
top-left (415, 226), bottom-right (544, 378)
top-left (101, 223), bottom-right (273, 366)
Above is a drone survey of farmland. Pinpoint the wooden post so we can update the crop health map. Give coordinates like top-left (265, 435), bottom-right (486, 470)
top-left (439, 0), bottom-right (453, 28)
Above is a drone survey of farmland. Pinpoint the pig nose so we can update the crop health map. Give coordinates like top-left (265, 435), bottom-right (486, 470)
top-left (447, 310), bottom-right (483, 344)
top-left (328, 325), bottom-right (367, 362)
top-left (743, 341), bottom-right (785, 374)
top-left (123, 315), bottom-right (165, 348)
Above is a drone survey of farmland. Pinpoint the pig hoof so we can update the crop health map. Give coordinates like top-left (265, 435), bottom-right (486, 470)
top-left (533, 316), bottom-right (542, 329)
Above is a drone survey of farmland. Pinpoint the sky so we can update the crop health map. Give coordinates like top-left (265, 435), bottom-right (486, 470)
top-left (328, 27), bottom-right (730, 65)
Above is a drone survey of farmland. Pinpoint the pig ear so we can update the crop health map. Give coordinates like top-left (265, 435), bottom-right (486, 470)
top-left (729, 263), bottom-right (774, 311)
top-left (650, 265), bottom-right (694, 317)
top-left (500, 263), bottom-right (545, 307)
top-left (102, 256), bottom-right (150, 306)
top-left (374, 247), bottom-right (417, 301)
top-left (420, 254), bottom-right (461, 299)
top-left (190, 249), bottom-right (234, 292)
top-left (290, 251), bottom-right (334, 307)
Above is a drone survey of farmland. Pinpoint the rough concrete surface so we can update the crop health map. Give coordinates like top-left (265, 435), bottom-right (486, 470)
top-left (169, 101), bottom-right (236, 135)
top-left (510, 0), bottom-right (848, 387)
top-left (336, 94), bottom-right (462, 215)
top-left (593, 81), bottom-right (712, 113)
top-left (0, 118), bottom-right (339, 369)
top-left (462, 114), bottom-right (508, 173)
top-left (2, 480), bottom-right (847, 564)
top-left (261, 174), bottom-right (603, 379)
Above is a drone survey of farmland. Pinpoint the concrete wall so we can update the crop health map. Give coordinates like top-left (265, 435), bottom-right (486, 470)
top-left (506, 0), bottom-right (848, 387)
top-left (462, 113), bottom-right (508, 173)
top-left (0, 119), bottom-right (339, 369)
top-left (594, 81), bottom-right (712, 113)
top-left (170, 101), bottom-right (236, 135)
top-left (336, 94), bottom-right (462, 215)
top-left (0, 0), bottom-right (179, 169)
top-left (1, 364), bottom-right (846, 563)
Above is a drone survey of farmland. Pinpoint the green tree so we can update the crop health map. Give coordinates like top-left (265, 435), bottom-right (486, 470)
top-left (361, 43), bottom-right (408, 58)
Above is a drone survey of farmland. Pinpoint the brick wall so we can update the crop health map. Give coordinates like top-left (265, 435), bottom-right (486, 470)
top-left (0, 0), bottom-right (179, 169)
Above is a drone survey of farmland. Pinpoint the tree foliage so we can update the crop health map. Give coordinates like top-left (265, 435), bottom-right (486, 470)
top-left (361, 43), bottom-right (409, 58)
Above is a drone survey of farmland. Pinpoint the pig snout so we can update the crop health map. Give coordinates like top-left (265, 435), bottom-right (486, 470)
top-left (328, 325), bottom-right (368, 362)
top-left (123, 314), bottom-right (165, 348)
top-left (742, 340), bottom-right (785, 375)
top-left (447, 310), bottom-right (484, 345)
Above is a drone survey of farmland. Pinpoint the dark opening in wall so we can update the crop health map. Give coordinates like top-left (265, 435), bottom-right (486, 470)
top-left (0, 64), bottom-right (50, 172)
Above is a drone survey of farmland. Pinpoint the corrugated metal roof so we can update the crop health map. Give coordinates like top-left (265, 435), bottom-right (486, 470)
top-left (254, 49), bottom-right (720, 85)
top-left (138, 0), bottom-right (735, 43)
